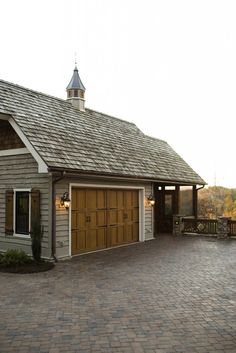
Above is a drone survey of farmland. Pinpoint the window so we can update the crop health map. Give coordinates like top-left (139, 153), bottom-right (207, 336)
top-left (5, 188), bottom-right (40, 237)
top-left (13, 189), bottom-right (31, 237)
top-left (165, 194), bottom-right (173, 216)
top-left (15, 191), bottom-right (30, 235)
top-left (179, 186), bottom-right (193, 216)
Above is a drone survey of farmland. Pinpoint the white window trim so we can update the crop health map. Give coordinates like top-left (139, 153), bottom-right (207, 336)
top-left (13, 188), bottom-right (31, 239)
top-left (0, 147), bottom-right (29, 156)
top-left (68, 183), bottom-right (145, 257)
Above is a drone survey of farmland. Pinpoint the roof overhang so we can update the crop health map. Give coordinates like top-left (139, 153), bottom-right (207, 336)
top-left (48, 166), bottom-right (206, 186)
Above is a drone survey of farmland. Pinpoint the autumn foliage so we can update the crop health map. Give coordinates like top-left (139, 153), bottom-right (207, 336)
top-left (198, 186), bottom-right (236, 219)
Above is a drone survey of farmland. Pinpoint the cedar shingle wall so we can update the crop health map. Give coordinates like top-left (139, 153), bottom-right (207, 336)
top-left (0, 153), bottom-right (50, 257)
top-left (0, 121), bottom-right (25, 150)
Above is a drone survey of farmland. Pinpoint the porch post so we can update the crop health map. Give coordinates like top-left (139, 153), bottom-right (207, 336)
top-left (175, 185), bottom-right (180, 214)
top-left (217, 217), bottom-right (230, 239)
top-left (193, 185), bottom-right (198, 219)
top-left (173, 215), bottom-right (183, 236)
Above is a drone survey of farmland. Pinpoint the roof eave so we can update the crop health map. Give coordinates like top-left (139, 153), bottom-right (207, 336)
top-left (48, 166), bottom-right (206, 186)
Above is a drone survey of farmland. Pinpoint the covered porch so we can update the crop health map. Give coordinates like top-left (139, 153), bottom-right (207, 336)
top-left (153, 183), bottom-right (202, 234)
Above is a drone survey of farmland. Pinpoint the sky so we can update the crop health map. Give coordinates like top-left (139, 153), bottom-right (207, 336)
top-left (0, 0), bottom-right (236, 188)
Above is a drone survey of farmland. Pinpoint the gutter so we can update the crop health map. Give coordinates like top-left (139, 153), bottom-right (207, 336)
top-left (48, 167), bottom-right (206, 187)
top-left (51, 171), bottom-right (65, 261)
top-left (197, 185), bottom-right (205, 191)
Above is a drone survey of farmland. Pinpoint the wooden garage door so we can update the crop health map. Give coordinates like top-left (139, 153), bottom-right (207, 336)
top-left (71, 188), bottom-right (139, 255)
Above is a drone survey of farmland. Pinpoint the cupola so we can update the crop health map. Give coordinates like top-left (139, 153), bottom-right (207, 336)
top-left (66, 65), bottom-right (85, 111)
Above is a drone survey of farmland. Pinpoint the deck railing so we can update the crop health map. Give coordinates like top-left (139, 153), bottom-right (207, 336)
top-left (174, 215), bottom-right (236, 238)
top-left (182, 218), bottom-right (218, 235)
top-left (228, 220), bottom-right (236, 236)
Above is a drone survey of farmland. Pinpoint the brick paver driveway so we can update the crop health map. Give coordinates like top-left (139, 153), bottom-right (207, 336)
top-left (1, 235), bottom-right (236, 353)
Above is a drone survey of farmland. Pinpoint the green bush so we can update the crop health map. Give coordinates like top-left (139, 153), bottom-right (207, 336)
top-left (0, 249), bottom-right (32, 266)
top-left (31, 221), bottom-right (44, 262)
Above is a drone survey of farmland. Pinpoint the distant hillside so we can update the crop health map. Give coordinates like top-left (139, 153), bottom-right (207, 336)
top-left (198, 186), bottom-right (236, 219)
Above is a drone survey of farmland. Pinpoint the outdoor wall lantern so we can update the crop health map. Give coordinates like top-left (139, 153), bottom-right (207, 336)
top-left (147, 194), bottom-right (155, 207)
top-left (60, 192), bottom-right (71, 209)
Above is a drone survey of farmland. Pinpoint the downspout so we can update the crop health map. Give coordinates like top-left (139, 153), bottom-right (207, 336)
top-left (194, 184), bottom-right (205, 219)
top-left (197, 185), bottom-right (205, 191)
top-left (51, 172), bottom-right (65, 262)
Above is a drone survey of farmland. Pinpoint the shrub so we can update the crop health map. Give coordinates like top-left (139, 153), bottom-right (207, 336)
top-left (31, 221), bottom-right (44, 262)
top-left (0, 249), bottom-right (32, 266)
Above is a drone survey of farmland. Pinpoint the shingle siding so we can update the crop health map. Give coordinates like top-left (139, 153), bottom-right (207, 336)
top-left (0, 153), bottom-right (51, 257)
top-left (0, 120), bottom-right (25, 150)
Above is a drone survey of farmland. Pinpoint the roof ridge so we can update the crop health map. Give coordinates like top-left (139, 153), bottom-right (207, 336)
top-left (0, 78), bottom-right (68, 104)
top-left (85, 107), bottom-right (139, 127)
top-left (0, 78), bottom-right (140, 128)
top-left (145, 134), bottom-right (167, 144)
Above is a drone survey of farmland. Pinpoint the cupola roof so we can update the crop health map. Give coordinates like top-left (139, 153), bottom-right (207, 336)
top-left (67, 66), bottom-right (85, 91)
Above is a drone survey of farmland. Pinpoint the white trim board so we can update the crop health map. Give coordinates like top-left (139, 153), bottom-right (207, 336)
top-left (0, 147), bottom-right (29, 156)
top-left (9, 118), bottom-right (48, 173)
top-left (68, 183), bottom-right (146, 257)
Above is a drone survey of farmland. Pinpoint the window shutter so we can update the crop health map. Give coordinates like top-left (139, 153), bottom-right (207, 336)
top-left (31, 189), bottom-right (40, 229)
top-left (5, 190), bottom-right (14, 235)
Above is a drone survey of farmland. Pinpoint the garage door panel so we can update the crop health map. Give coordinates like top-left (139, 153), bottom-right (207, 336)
top-left (72, 188), bottom-right (139, 255)
top-left (97, 228), bottom-right (106, 249)
top-left (132, 191), bottom-right (139, 206)
top-left (108, 227), bottom-right (116, 247)
top-left (97, 210), bottom-right (106, 227)
top-left (89, 211), bottom-right (97, 228)
top-left (108, 209), bottom-right (118, 225)
top-left (71, 230), bottom-right (78, 254)
top-left (108, 190), bottom-right (117, 209)
top-left (117, 225), bottom-right (124, 244)
top-left (125, 224), bottom-right (133, 242)
top-left (78, 213), bottom-right (86, 229)
top-left (125, 191), bottom-right (132, 207)
top-left (117, 191), bottom-right (124, 208)
top-left (86, 229), bottom-right (96, 250)
top-left (72, 212), bottom-right (77, 229)
top-left (118, 210), bottom-right (124, 223)
top-left (78, 231), bottom-right (86, 251)
top-left (77, 189), bottom-right (86, 209)
top-left (97, 190), bottom-right (106, 209)
top-left (87, 190), bottom-right (97, 209)
top-left (133, 208), bottom-right (139, 222)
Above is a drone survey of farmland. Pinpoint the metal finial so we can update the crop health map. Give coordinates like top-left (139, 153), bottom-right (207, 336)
top-left (75, 52), bottom-right (77, 67)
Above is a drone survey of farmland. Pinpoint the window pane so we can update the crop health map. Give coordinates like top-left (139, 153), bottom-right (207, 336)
top-left (179, 186), bottom-right (193, 216)
top-left (16, 192), bottom-right (29, 234)
top-left (165, 194), bottom-right (173, 216)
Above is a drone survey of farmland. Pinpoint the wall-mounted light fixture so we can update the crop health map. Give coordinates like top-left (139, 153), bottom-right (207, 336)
top-left (60, 192), bottom-right (71, 209)
top-left (147, 194), bottom-right (155, 207)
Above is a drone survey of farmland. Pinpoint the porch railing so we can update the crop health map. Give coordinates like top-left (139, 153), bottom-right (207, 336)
top-left (228, 220), bottom-right (236, 236)
top-left (182, 218), bottom-right (218, 235)
top-left (174, 215), bottom-right (236, 238)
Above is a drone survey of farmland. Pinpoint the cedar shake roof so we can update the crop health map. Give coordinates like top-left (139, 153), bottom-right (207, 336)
top-left (0, 79), bottom-right (205, 184)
